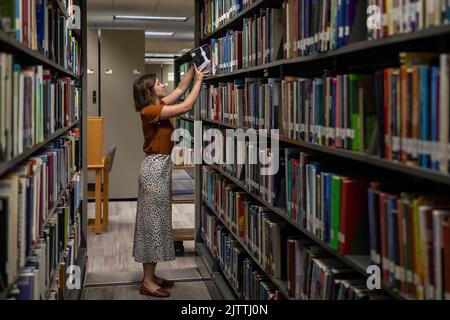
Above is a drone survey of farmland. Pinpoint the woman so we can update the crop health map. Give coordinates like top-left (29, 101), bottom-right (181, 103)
top-left (132, 64), bottom-right (208, 298)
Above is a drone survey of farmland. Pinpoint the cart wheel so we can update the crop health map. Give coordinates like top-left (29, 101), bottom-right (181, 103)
top-left (174, 241), bottom-right (185, 256)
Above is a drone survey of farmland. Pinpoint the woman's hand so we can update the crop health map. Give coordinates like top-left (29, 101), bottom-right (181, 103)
top-left (194, 64), bottom-right (209, 83)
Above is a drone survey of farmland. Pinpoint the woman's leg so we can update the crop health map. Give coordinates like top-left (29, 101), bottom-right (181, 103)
top-left (143, 263), bottom-right (160, 290)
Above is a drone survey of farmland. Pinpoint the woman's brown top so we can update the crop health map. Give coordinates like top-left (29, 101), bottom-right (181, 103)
top-left (140, 101), bottom-right (174, 155)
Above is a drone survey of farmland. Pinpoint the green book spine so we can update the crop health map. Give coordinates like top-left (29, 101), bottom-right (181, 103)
top-left (350, 74), bottom-right (361, 151)
top-left (0, 0), bottom-right (15, 32)
top-left (330, 175), bottom-right (342, 251)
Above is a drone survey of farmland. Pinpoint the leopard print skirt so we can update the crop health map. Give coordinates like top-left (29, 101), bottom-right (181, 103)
top-left (132, 153), bottom-right (176, 263)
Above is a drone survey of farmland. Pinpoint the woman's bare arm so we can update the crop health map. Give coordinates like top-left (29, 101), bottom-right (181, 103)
top-left (159, 65), bottom-right (208, 120)
top-left (159, 79), bottom-right (202, 120)
top-left (161, 66), bottom-right (194, 105)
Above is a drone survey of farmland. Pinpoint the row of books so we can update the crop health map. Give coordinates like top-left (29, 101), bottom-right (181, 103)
top-left (200, 0), bottom-right (258, 37)
top-left (203, 141), bottom-right (450, 300)
top-left (7, 190), bottom-right (82, 300)
top-left (0, 0), bottom-right (82, 75)
top-left (368, 185), bottom-right (450, 300)
top-left (202, 0), bottom-right (450, 69)
top-left (200, 52), bottom-right (450, 174)
top-left (201, 190), bottom-right (391, 300)
top-left (367, 0), bottom-right (450, 40)
top-left (209, 7), bottom-right (283, 75)
top-left (201, 125), bottom-right (281, 207)
top-left (290, 151), bottom-right (450, 299)
top-left (283, 0), bottom-right (359, 59)
top-left (201, 205), bottom-right (284, 300)
top-left (203, 165), bottom-right (294, 279)
top-left (287, 237), bottom-right (389, 300)
top-left (0, 52), bottom-right (81, 162)
top-left (0, 131), bottom-right (81, 295)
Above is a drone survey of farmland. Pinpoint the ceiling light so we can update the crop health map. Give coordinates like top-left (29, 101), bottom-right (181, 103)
top-left (114, 15), bottom-right (188, 22)
top-left (145, 31), bottom-right (174, 37)
top-left (145, 58), bottom-right (176, 64)
top-left (145, 53), bottom-right (180, 58)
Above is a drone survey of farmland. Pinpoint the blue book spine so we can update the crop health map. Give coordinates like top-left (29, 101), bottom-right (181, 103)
top-left (331, 79), bottom-right (336, 146)
top-left (15, 0), bottom-right (20, 41)
top-left (36, 0), bottom-right (45, 54)
top-left (387, 197), bottom-right (395, 287)
top-left (447, 2), bottom-right (450, 24)
top-left (17, 274), bottom-right (34, 300)
top-left (236, 0), bottom-right (242, 14)
top-left (431, 66), bottom-right (439, 170)
top-left (226, 32), bottom-right (230, 73)
top-left (305, 0), bottom-right (310, 55)
top-left (420, 66), bottom-right (430, 168)
top-left (337, 0), bottom-right (345, 48)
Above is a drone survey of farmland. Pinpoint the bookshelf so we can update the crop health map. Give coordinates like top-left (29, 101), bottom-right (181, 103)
top-left (0, 31), bottom-right (79, 79)
top-left (202, 118), bottom-right (450, 187)
top-left (192, 0), bottom-right (450, 301)
top-left (0, 0), bottom-right (87, 300)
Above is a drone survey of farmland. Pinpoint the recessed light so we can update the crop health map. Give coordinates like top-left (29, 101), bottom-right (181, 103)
top-left (145, 31), bottom-right (175, 37)
top-left (145, 53), bottom-right (180, 58)
top-left (114, 15), bottom-right (188, 22)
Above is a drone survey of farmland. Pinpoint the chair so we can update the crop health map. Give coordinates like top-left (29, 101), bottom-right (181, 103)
top-left (87, 145), bottom-right (117, 233)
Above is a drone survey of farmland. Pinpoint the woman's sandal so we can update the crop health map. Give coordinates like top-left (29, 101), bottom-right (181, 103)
top-left (139, 284), bottom-right (170, 298)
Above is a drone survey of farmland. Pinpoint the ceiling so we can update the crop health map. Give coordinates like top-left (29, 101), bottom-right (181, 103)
top-left (87, 0), bottom-right (195, 55)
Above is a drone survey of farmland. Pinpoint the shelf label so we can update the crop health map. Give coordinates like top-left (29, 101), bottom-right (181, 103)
top-left (395, 266), bottom-right (404, 281)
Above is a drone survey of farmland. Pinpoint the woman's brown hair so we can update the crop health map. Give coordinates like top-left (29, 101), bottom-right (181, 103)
top-left (133, 74), bottom-right (157, 111)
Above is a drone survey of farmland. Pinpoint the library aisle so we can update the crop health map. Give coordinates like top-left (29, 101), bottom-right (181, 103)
top-left (81, 171), bottom-right (215, 300)
top-left (2, 0), bottom-right (450, 306)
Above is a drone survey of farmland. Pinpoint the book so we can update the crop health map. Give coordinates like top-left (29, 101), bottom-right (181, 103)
top-left (190, 44), bottom-right (212, 74)
top-left (0, 131), bottom-right (82, 299)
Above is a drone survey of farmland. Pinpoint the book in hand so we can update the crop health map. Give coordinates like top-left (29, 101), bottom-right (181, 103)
top-left (190, 44), bottom-right (211, 73)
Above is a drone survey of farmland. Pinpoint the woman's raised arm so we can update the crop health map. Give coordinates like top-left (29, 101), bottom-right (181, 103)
top-left (161, 66), bottom-right (195, 105)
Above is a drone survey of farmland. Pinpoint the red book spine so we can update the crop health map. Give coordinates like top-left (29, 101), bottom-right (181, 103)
top-left (238, 195), bottom-right (245, 237)
top-left (338, 180), bottom-right (368, 255)
top-left (287, 239), bottom-right (296, 297)
top-left (397, 198), bottom-right (405, 294)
